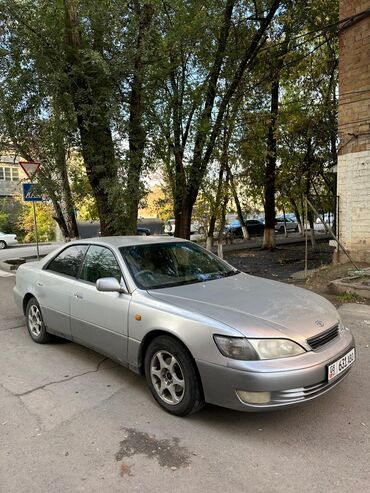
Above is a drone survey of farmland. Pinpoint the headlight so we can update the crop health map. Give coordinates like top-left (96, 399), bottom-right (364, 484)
top-left (213, 336), bottom-right (259, 360)
top-left (214, 336), bottom-right (305, 360)
top-left (249, 339), bottom-right (305, 359)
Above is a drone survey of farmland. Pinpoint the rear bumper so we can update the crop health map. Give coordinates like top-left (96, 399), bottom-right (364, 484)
top-left (196, 335), bottom-right (355, 412)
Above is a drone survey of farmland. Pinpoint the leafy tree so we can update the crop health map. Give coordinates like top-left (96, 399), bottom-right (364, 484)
top-left (17, 201), bottom-right (55, 242)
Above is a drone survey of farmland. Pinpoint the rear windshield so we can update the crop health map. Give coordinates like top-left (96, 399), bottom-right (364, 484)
top-left (119, 241), bottom-right (238, 289)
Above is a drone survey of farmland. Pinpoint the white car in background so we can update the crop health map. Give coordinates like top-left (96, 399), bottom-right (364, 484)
top-left (0, 232), bottom-right (18, 249)
top-left (165, 219), bottom-right (205, 235)
top-left (274, 217), bottom-right (299, 234)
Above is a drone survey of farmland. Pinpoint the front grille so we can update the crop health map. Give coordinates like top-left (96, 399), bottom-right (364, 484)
top-left (307, 324), bottom-right (339, 350)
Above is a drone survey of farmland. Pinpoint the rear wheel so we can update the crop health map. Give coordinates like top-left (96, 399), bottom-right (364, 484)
top-left (0, 240), bottom-right (6, 249)
top-left (26, 297), bottom-right (51, 344)
top-left (144, 335), bottom-right (204, 416)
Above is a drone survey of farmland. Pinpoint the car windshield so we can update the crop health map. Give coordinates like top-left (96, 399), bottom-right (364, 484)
top-left (119, 242), bottom-right (239, 289)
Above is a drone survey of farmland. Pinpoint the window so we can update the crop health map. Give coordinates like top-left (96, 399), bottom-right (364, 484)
top-left (12, 168), bottom-right (19, 181)
top-left (4, 168), bottom-right (11, 181)
top-left (46, 245), bottom-right (88, 278)
top-left (79, 245), bottom-right (122, 284)
top-left (120, 242), bottom-right (238, 290)
top-left (0, 168), bottom-right (4, 180)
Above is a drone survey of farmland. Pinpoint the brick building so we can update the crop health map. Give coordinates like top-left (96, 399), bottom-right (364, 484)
top-left (338, 1), bottom-right (370, 262)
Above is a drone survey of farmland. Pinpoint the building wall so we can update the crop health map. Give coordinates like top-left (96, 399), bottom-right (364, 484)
top-left (0, 155), bottom-right (27, 197)
top-left (338, 0), bottom-right (370, 262)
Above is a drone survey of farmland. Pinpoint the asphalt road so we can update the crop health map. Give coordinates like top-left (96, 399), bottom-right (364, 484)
top-left (1, 275), bottom-right (370, 492)
top-left (0, 243), bottom-right (60, 263)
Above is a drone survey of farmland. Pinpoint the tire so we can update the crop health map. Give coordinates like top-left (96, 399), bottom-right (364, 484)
top-left (0, 240), bottom-right (6, 250)
top-left (144, 335), bottom-right (204, 416)
top-left (278, 226), bottom-right (284, 234)
top-left (26, 297), bottom-right (51, 344)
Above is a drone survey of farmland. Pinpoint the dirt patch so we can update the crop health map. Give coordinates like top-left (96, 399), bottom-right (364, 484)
top-left (225, 242), bottom-right (335, 281)
top-left (225, 242), bottom-right (370, 305)
top-left (115, 428), bottom-right (191, 469)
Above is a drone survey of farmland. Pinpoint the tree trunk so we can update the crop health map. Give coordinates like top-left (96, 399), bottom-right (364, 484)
top-left (290, 198), bottom-right (303, 235)
top-left (206, 160), bottom-right (227, 250)
top-left (230, 171), bottom-right (249, 240)
top-left (125, 1), bottom-right (154, 234)
top-left (308, 212), bottom-right (317, 251)
top-left (64, 0), bottom-right (118, 236)
top-left (217, 168), bottom-right (231, 259)
top-left (261, 78), bottom-right (279, 250)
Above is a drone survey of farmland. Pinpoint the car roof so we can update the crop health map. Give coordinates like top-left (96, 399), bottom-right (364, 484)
top-left (73, 235), bottom-right (188, 248)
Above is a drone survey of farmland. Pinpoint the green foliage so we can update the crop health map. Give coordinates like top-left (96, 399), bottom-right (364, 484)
top-left (17, 202), bottom-right (56, 243)
top-left (0, 0), bottom-right (340, 239)
top-left (0, 211), bottom-right (7, 231)
top-left (336, 292), bottom-right (364, 304)
top-left (0, 197), bottom-right (24, 237)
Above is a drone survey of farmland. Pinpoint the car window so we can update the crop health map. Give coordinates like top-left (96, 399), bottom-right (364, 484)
top-left (120, 242), bottom-right (238, 290)
top-left (79, 245), bottom-right (122, 284)
top-left (46, 245), bottom-right (88, 278)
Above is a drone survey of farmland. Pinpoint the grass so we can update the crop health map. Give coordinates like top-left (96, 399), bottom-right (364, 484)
top-left (336, 291), bottom-right (365, 303)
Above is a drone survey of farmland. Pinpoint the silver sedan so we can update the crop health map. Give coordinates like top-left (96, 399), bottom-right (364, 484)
top-left (14, 236), bottom-right (355, 415)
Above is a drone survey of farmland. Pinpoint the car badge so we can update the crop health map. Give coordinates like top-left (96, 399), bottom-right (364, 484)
top-left (315, 320), bottom-right (324, 327)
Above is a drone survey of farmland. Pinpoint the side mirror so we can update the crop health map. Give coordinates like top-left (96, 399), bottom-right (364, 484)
top-left (96, 277), bottom-right (127, 294)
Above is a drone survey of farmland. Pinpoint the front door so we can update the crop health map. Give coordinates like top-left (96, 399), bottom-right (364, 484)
top-left (70, 245), bottom-right (130, 363)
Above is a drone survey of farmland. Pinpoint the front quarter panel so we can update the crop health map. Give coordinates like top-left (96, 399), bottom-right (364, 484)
top-left (127, 290), bottom-right (240, 371)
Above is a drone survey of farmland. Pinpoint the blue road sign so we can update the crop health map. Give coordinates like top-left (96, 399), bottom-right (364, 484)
top-left (22, 183), bottom-right (43, 202)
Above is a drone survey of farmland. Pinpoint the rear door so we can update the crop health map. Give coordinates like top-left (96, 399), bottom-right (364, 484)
top-left (39, 244), bottom-right (88, 338)
top-left (70, 245), bottom-right (131, 363)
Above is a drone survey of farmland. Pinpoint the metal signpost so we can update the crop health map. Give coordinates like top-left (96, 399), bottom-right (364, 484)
top-left (19, 162), bottom-right (42, 260)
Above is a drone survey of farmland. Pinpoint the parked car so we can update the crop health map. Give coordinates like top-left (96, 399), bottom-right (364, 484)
top-left (224, 219), bottom-right (265, 238)
top-left (136, 227), bottom-right (151, 236)
top-left (0, 232), bottom-right (18, 249)
top-left (14, 236), bottom-right (355, 416)
top-left (275, 217), bottom-right (299, 234)
top-left (98, 227), bottom-right (151, 237)
top-left (165, 219), bottom-right (205, 236)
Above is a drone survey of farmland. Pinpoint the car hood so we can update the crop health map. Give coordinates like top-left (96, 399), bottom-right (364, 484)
top-left (148, 273), bottom-right (339, 344)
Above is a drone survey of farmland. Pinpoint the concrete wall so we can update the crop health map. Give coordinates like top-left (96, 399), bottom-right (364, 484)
top-left (338, 0), bottom-right (370, 262)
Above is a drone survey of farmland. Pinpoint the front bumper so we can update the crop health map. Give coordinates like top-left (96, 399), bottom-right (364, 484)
top-left (196, 333), bottom-right (355, 412)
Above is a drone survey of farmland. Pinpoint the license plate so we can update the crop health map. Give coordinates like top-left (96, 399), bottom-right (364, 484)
top-left (328, 348), bottom-right (355, 381)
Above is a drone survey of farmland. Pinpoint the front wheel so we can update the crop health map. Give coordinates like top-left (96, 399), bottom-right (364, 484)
top-left (144, 335), bottom-right (204, 416)
top-left (26, 297), bottom-right (51, 344)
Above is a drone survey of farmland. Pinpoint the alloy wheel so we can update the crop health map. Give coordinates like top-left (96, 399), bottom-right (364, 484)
top-left (28, 305), bottom-right (42, 337)
top-left (150, 350), bottom-right (185, 405)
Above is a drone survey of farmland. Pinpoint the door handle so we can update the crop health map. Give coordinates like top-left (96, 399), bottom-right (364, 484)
top-left (36, 281), bottom-right (44, 287)
top-left (74, 293), bottom-right (83, 300)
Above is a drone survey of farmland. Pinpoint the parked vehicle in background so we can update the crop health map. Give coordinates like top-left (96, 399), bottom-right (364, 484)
top-left (14, 236), bottom-right (355, 416)
top-left (275, 217), bottom-right (299, 234)
top-left (224, 219), bottom-right (265, 238)
top-left (165, 219), bottom-right (205, 235)
top-left (0, 232), bottom-right (18, 249)
top-left (136, 227), bottom-right (151, 236)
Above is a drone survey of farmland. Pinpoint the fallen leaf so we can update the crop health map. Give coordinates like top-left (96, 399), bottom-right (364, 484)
top-left (120, 463), bottom-right (134, 478)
